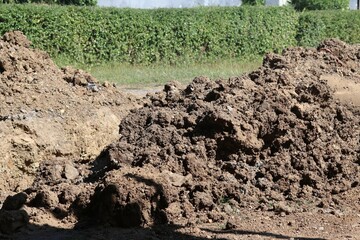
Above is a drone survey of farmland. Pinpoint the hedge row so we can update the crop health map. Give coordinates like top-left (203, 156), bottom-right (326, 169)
top-left (0, 0), bottom-right (97, 6)
top-left (0, 5), bottom-right (298, 64)
top-left (0, 5), bottom-right (359, 65)
top-left (290, 0), bottom-right (349, 11)
top-left (297, 10), bottom-right (360, 47)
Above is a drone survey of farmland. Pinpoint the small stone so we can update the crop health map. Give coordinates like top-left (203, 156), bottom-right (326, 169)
top-left (48, 164), bottom-right (63, 182)
top-left (318, 226), bottom-right (324, 231)
top-left (274, 201), bottom-right (293, 214)
top-left (162, 170), bottom-right (187, 187)
top-left (192, 227), bottom-right (201, 234)
top-left (223, 203), bottom-right (233, 214)
top-left (74, 74), bottom-right (88, 86)
top-left (64, 164), bottom-right (79, 180)
top-left (225, 219), bottom-right (237, 230)
top-left (103, 81), bottom-right (110, 87)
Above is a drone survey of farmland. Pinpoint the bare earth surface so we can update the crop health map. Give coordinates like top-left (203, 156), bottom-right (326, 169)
top-left (0, 32), bottom-right (359, 240)
top-left (0, 31), bottom-right (141, 203)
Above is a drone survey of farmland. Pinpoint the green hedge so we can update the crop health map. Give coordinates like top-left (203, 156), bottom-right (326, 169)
top-left (291, 0), bottom-right (349, 10)
top-left (0, 5), bottom-right (298, 64)
top-left (242, 0), bottom-right (265, 6)
top-left (0, 0), bottom-right (97, 6)
top-left (0, 4), bottom-right (359, 65)
top-left (297, 10), bottom-right (360, 47)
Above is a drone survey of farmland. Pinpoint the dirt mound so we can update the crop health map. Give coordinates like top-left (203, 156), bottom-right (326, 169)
top-left (87, 38), bottom-right (359, 226)
top-left (2, 38), bottom-right (360, 235)
top-left (0, 31), bottom-right (140, 197)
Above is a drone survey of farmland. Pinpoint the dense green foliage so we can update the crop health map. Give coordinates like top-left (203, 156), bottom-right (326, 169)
top-left (0, 5), bottom-right (297, 64)
top-left (0, 0), bottom-right (97, 6)
top-left (0, 4), bottom-right (359, 65)
top-left (297, 10), bottom-right (360, 46)
top-left (291, 0), bottom-right (349, 10)
top-left (242, 0), bottom-right (265, 6)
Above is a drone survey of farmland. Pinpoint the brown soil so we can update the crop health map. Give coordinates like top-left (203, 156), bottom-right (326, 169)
top-left (0, 34), bottom-right (359, 239)
top-left (0, 31), bottom-right (140, 198)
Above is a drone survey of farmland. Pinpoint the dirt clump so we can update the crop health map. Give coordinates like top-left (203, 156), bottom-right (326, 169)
top-left (0, 31), bottom-right (140, 200)
top-left (2, 38), bottom-right (360, 237)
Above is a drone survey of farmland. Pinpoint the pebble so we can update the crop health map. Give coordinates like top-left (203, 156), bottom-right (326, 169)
top-left (223, 203), bottom-right (233, 214)
top-left (64, 164), bottom-right (79, 180)
top-left (225, 219), bottom-right (237, 230)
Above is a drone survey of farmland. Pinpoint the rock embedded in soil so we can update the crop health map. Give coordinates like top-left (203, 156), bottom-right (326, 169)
top-left (64, 163), bottom-right (79, 180)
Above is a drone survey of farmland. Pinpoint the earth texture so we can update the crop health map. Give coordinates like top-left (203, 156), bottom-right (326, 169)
top-left (0, 32), bottom-right (359, 240)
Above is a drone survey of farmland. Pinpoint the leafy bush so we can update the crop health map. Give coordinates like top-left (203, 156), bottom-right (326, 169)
top-left (1, 4), bottom-right (358, 65)
top-left (291, 0), bottom-right (349, 11)
top-left (0, 5), bottom-right (298, 64)
top-left (297, 10), bottom-right (360, 46)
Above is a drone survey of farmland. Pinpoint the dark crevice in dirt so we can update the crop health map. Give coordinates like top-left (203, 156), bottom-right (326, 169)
top-left (0, 61), bottom-right (5, 74)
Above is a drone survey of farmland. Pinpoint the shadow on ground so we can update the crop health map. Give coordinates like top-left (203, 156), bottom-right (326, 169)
top-left (2, 222), bottom-right (327, 240)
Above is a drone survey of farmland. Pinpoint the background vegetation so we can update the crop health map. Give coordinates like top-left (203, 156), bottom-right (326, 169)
top-left (297, 10), bottom-right (360, 46)
top-left (242, 0), bottom-right (265, 6)
top-left (291, 0), bottom-right (349, 10)
top-left (0, 4), bottom-right (359, 66)
top-left (0, 5), bottom-right (298, 65)
top-left (0, 0), bottom-right (96, 6)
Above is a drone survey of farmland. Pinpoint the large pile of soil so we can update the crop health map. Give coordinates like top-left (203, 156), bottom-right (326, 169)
top-left (87, 39), bottom-right (359, 226)
top-left (0, 31), bottom-right (140, 198)
top-left (1, 37), bottom-right (359, 235)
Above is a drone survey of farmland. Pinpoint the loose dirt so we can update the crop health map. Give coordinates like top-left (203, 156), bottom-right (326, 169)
top-left (0, 31), bottom-right (140, 199)
top-left (0, 34), bottom-right (359, 239)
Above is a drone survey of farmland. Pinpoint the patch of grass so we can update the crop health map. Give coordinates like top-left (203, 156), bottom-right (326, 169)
top-left (55, 57), bottom-right (262, 88)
